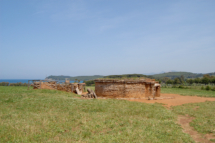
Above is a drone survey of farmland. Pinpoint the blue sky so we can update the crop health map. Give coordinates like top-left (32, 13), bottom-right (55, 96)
top-left (0, 0), bottom-right (215, 79)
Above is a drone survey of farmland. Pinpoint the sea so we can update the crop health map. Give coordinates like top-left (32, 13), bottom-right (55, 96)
top-left (0, 79), bottom-right (83, 83)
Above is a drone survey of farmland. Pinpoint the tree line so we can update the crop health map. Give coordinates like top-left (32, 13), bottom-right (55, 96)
top-left (0, 82), bottom-right (28, 86)
top-left (158, 74), bottom-right (215, 85)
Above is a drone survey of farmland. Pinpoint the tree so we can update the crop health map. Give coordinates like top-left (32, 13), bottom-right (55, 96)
top-left (179, 75), bottom-right (185, 84)
top-left (211, 77), bottom-right (215, 84)
top-left (201, 77), bottom-right (209, 85)
top-left (166, 79), bottom-right (173, 84)
top-left (186, 79), bottom-right (194, 84)
top-left (162, 77), bottom-right (170, 83)
top-left (194, 78), bottom-right (200, 84)
top-left (173, 78), bottom-right (180, 84)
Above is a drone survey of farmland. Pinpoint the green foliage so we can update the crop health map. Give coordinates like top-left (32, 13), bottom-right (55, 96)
top-left (205, 86), bottom-right (211, 91)
top-left (178, 85), bottom-right (184, 88)
top-left (84, 80), bottom-right (95, 86)
top-left (0, 82), bottom-right (9, 86)
top-left (152, 72), bottom-right (215, 79)
top-left (0, 82), bottom-right (27, 86)
top-left (201, 86), bottom-right (205, 90)
top-left (202, 77), bottom-right (209, 84)
top-left (104, 74), bottom-right (147, 79)
top-left (173, 78), bottom-right (181, 84)
top-left (166, 79), bottom-right (173, 84)
top-left (162, 88), bottom-right (215, 97)
top-left (9, 82), bottom-right (28, 86)
top-left (211, 87), bottom-right (215, 91)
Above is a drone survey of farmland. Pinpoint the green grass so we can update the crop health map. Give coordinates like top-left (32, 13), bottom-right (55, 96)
top-left (172, 101), bottom-right (215, 136)
top-left (161, 88), bottom-right (215, 97)
top-left (86, 86), bottom-right (95, 91)
top-left (0, 86), bottom-right (194, 142)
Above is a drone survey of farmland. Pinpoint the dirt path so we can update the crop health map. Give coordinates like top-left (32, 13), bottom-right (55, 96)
top-left (126, 94), bottom-right (215, 142)
top-left (178, 115), bottom-right (213, 143)
top-left (127, 93), bottom-right (215, 107)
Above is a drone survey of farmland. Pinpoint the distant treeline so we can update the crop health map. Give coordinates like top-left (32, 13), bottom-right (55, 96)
top-left (105, 74), bottom-right (147, 79)
top-left (158, 74), bottom-right (215, 84)
top-left (150, 72), bottom-right (215, 79)
top-left (84, 80), bottom-right (95, 86)
top-left (0, 82), bottom-right (28, 86)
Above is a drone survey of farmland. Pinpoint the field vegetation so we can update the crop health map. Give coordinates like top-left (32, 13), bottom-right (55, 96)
top-left (0, 82), bottom-right (28, 86)
top-left (0, 86), bottom-right (195, 142)
top-left (172, 102), bottom-right (215, 142)
top-left (151, 72), bottom-right (215, 79)
top-left (1, 84), bottom-right (215, 142)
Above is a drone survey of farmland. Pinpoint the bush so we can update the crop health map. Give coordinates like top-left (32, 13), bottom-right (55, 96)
top-left (201, 86), bottom-right (205, 90)
top-left (9, 82), bottom-right (28, 86)
top-left (211, 87), bottom-right (215, 91)
top-left (205, 86), bottom-right (211, 91)
top-left (0, 82), bottom-right (9, 86)
top-left (84, 80), bottom-right (95, 86)
top-left (172, 85), bottom-right (177, 88)
top-left (178, 85), bottom-right (184, 88)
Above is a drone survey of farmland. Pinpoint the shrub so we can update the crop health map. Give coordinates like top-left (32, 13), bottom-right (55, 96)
top-left (178, 85), bottom-right (184, 89)
top-left (211, 87), bottom-right (215, 91)
top-left (0, 82), bottom-right (9, 86)
top-left (205, 86), bottom-right (211, 91)
top-left (84, 80), bottom-right (95, 86)
top-left (9, 82), bottom-right (28, 86)
top-left (172, 85), bottom-right (177, 88)
top-left (201, 86), bottom-right (205, 90)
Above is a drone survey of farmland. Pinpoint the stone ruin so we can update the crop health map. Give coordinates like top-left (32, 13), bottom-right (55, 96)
top-left (32, 80), bottom-right (85, 95)
top-left (94, 78), bottom-right (161, 99)
top-left (81, 88), bottom-right (97, 99)
top-left (31, 78), bottom-right (161, 100)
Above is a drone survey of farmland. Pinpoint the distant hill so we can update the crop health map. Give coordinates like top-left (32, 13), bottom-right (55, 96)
top-left (150, 72), bottom-right (215, 79)
top-left (46, 75), bottom-right (104, 81)
top-left (46, 72), bottom-right (215, 81)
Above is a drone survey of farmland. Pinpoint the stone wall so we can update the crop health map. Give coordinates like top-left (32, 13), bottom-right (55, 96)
top-left (33, 81), bottom-right (85, 95)
top-left (95, 79), bottom-right (160, 98)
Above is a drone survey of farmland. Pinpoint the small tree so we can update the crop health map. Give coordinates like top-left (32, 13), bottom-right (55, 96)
top-left (166, 79), bottom-right (173, 84)
top-left (173, 78), bottom-right (180, 84)
top-left (201, 77), bottom-right (209, 85)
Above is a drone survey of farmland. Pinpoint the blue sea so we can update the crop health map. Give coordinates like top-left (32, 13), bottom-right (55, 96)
top-left (0, 79), bottom-right (83, 83)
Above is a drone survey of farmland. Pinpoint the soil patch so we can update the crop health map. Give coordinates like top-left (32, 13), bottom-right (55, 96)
top-left (127, 93), bottom-right (215, 107)
top-left (178, 115), bottom-right (213, 143)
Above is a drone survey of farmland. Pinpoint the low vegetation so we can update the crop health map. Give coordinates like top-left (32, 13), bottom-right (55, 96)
top-left (0, 86), bottom-right (194, 142)
top-left (151, 71), bottom-right (215, 79)
top-left (104, 74), bottom-right (147, 79)
top-left (172, 101), bottom-right (215, 142)
top-left (161, 87), bottom-right (215, 97)
top-left (0, 82), bottom-right (28, 86)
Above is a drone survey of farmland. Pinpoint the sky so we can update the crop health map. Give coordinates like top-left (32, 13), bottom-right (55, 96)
top-left (0, 0), bottom-right (215, 79)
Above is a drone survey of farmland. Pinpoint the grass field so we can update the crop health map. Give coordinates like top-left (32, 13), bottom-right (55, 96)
top-left (172, 101), bottom-right (215, 142)
top-left (0, 86), bottom-right (194, 142)
top-left (172, 101), bottom-right (215, 135)
top-left (1, 86), bottom-right (215, 142)
top-left (161, 88), bottom-right (215, 97)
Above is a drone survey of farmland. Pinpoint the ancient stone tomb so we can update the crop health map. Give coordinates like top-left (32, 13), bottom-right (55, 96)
top-left (94, 79), bottom-right (161, 98)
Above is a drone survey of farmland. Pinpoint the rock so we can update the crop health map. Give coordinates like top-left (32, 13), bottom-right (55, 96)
top-left (81, 88), bottom-right (97, 99)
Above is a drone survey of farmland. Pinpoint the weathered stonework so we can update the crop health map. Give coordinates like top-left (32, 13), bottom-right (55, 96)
top-left (95, 79), bottom-right (160, 98)
top-left (33, 81), bottom-right (85, 95)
